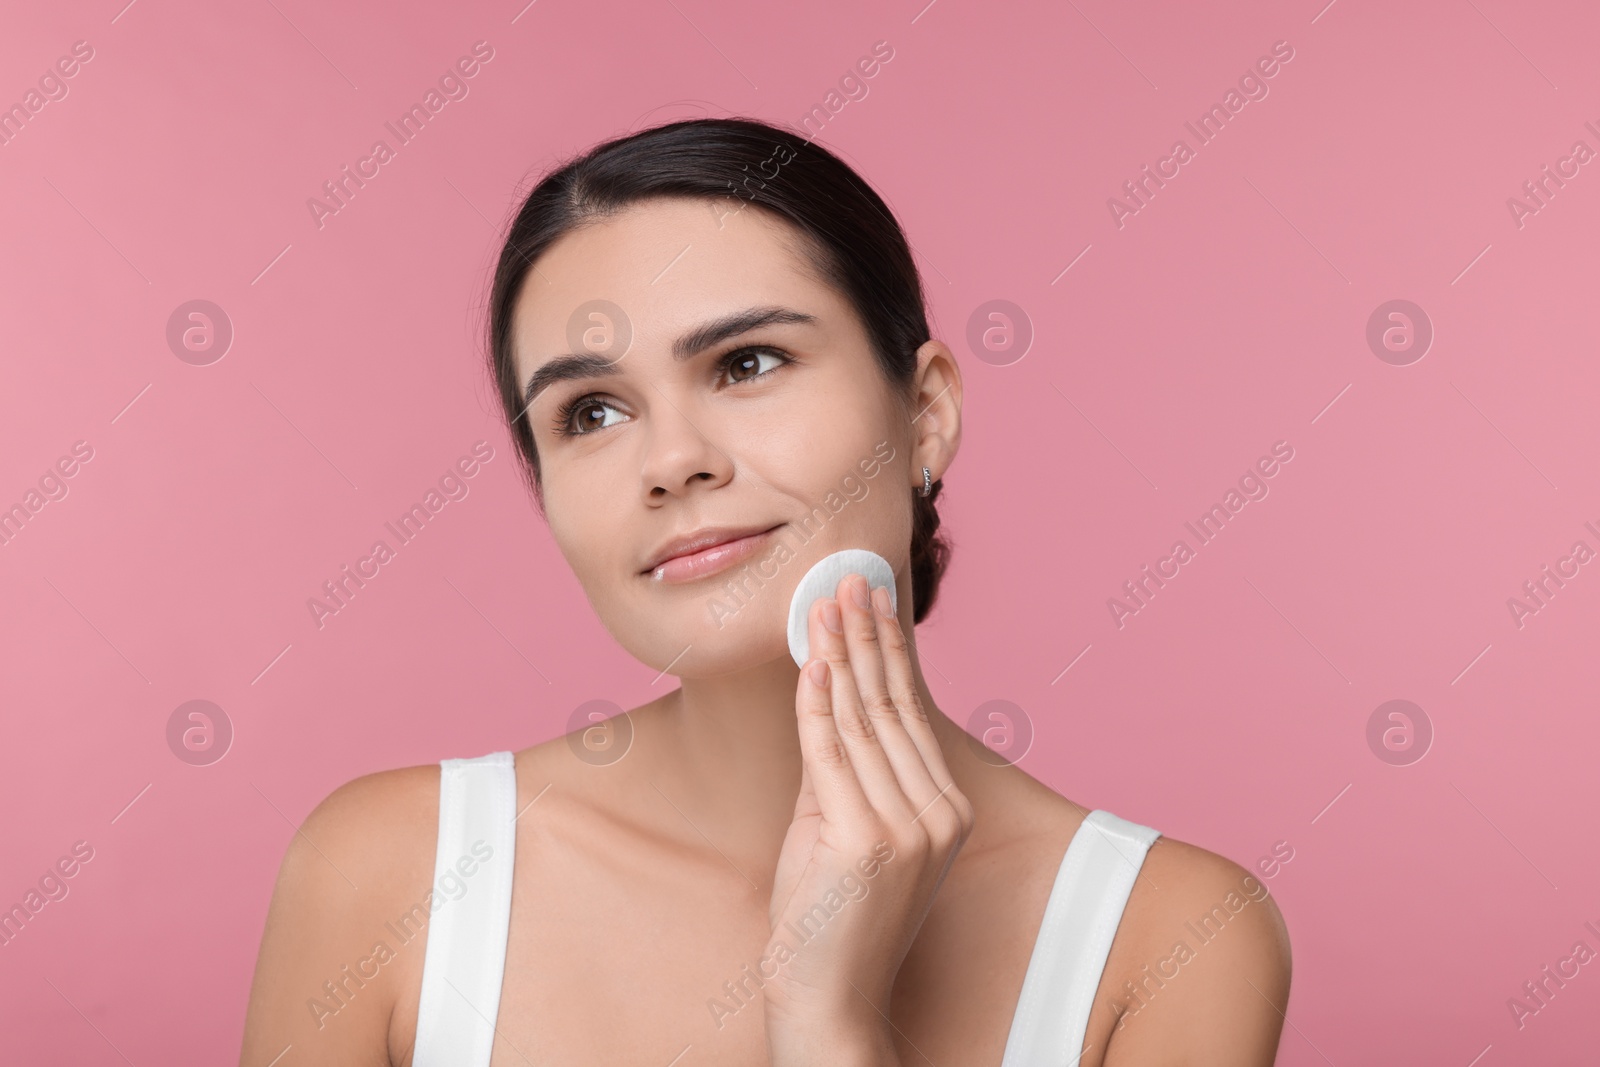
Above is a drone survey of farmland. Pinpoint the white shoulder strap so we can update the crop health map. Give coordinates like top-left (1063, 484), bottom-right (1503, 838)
top-left (413, 751), bottom-right (518, 1067)
top-left (1000, 809), bottom-right (1161, 1067)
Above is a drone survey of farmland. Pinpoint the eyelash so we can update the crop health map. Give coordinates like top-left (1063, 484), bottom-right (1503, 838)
top-left (551, 346), bottom-right (793, 438)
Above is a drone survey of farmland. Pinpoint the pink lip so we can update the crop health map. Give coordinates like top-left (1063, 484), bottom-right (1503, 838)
top-left (645, 526), bottom-right (782, 583)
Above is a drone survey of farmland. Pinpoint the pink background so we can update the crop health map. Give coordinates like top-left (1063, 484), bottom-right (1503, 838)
top-left (3, 0), bottom-right (1598, 1062)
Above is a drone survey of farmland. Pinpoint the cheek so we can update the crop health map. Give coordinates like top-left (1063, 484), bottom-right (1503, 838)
top-left (545, 473), bottom-right (629, 582)
top-left (768, 384), bottom-right (889, 470)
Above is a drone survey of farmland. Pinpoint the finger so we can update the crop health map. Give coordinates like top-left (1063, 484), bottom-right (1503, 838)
top-left (794, 643), bottom-right (874, 825)
top-left (870, 582), bottom-right (965, 821)
top-left (834, 574), bottom-right (942, 811)
top-left (811, 587), bottom-right (912, 821)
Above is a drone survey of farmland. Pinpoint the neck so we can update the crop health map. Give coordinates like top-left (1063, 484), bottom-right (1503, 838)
top-left (642, 612), bottom-right (994, 870)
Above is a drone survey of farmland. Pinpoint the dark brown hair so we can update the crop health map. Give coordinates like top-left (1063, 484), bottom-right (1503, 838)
top-left (485, 116), bottom-right (953, 623)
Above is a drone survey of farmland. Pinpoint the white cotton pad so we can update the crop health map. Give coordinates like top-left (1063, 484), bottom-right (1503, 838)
top-left (787, 548), bottom-right (897, 668)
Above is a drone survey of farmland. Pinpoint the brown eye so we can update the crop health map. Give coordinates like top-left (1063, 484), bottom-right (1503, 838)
top-left (728, 353), bottom-right (761, 381)
top-left (554, 396), bottom-right (626, 437)
top-left (572, 401), bottom-right (609, 431)
top-left (721, 347), bottom-right (788, 385)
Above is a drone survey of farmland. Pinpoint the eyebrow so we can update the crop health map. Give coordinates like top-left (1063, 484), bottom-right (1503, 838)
top-left (522, 305), bottom-right (818, 407)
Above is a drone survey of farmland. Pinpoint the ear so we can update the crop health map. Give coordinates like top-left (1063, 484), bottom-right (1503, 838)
top-left (908, 339), bottom-right (962, 488)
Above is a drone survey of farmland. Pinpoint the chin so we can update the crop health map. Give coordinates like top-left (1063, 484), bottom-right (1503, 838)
top-left (620, 596), bottom-right (797, 678)
top-left (644, 636), bottom-right (794, 679)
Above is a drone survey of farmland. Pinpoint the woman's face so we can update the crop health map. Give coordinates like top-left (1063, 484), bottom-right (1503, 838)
top-left (510, 196), bottom-right (939, 676)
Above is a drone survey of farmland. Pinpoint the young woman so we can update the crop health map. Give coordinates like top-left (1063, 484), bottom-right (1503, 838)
top-left (240, 117), bottom-right (1291, 1067)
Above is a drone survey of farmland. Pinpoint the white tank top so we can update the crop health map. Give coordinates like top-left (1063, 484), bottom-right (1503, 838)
top-left (411, 751), bottom-right (1160, 1066)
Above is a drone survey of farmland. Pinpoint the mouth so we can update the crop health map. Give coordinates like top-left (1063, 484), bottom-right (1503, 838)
top-left (642, 524), bottom-right (785, 584)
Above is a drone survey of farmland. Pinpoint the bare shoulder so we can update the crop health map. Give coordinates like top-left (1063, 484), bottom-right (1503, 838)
top-left (1100, 832), bottom-right (1293, 1066)
top-left (239, 763), bottom-right (442, 1067)
top-left (276, 762), bottom-right (443, 912)
top-left (301, 762), bottom-right (442, 859)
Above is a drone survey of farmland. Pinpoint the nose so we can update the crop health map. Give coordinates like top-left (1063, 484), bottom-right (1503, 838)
top-left (639, 385), bottom-right (734, 501)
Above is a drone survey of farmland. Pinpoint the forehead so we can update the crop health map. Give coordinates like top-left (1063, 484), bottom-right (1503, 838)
top-left (511, 198), bottom-right (840, 374)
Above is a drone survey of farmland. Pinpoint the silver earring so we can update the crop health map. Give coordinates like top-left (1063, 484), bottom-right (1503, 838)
top-left (919, 467), bottom-right (932, 497)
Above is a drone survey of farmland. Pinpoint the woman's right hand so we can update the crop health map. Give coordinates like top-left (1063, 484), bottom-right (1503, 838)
top-left (763, 573), bottom-right (975, 1065)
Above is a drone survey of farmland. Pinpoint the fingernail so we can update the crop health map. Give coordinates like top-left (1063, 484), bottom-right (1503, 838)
top-left (822, 599), bottom-right (843, 633)
top-left (872, 585), bottom-right (895, 619)
top-left (850, 577), bottom-right (871, 611)
top-left (807, 659), bottom-right (830, 687)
